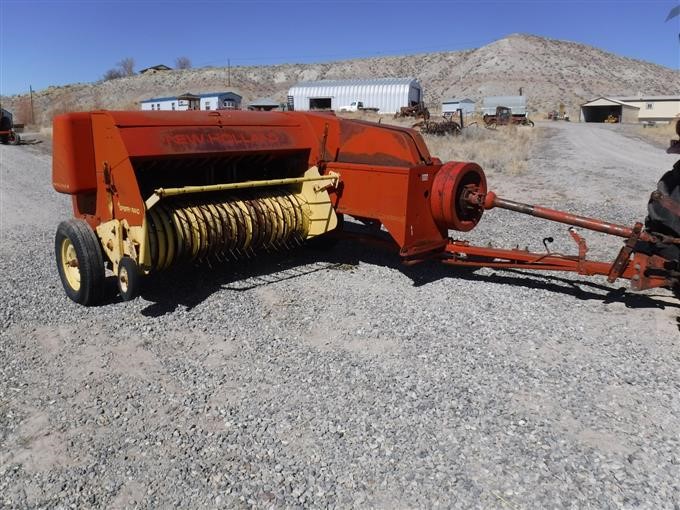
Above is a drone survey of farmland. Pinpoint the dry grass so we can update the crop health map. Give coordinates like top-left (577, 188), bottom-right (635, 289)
top-left (337, 110), bottom-right (541, 175)
top-left (627, 119), bottom-right (678, 149)
top-left (423, 124), bottom-right (540, 175)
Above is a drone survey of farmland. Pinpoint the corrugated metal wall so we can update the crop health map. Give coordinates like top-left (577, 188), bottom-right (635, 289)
top-left (288, 78), bottom-right (422, 114)
top-left (442, 101), bottom-right (476, 115)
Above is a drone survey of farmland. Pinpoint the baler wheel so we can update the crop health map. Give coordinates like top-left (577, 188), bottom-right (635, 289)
top-left (55, 219), bottom-right (105, 306)
top-left (117, 256), bottom-right (142, 301)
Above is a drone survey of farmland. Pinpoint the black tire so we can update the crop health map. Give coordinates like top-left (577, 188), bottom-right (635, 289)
top-left (117, 256), bottom-right (142, 301)
top-left (55, 219), bottom-right (105, 306)
top-left (9, 133), bottom-right (20, 145)
top-left (525, 120), bottom-right (535, 127)
top-left (0, 117), bottom-right (11, 144)
top-left (644, 161), bottom-right (680, 261)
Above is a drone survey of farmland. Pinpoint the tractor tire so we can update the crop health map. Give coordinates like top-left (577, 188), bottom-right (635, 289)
top-left (117, 256), bottom-right (143, 301)
top-left (0, 117), bottom-right (11, 144)
top-left (644, 161), bottom-right (680, 260)
top-left (55, 219), bottom-right (105, 306)
top-left (524, 120), bottom-right (535, 127)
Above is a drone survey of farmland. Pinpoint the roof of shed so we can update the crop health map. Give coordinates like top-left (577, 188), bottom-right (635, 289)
top-left (248, 98), bottom-right (280, 106)
top-left (141, 91), bottom-right (242, 103)
top-left (139, 64), bottom-right (172, 73)
top-left (442, 98), bottom-right (475, 103)
top-left (581, 97), bottom-right (640, 108)
top-left (612, 95), bottom-right (680, 102)
top-left (292, 77), bottom-right (418, 88)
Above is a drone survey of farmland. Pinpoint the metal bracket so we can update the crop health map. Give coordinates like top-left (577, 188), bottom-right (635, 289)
top-left (607, 222), bottom-right (643, 283)
top-left (568, 227), bottom-right (588, 274)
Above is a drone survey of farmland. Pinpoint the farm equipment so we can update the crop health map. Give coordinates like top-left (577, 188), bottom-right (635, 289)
top-left (394, 102), bottom-right (430, 121)
top-left (52, 110), bottom-right (680, 305)
top-left (414, 117), bottom-right (462, 136)
top-left (0, 108), bottom-right (21, 145)
top-left (605, 114), bottom-right (619, 124)
top-left (484, 106), bottom-right (534, 128)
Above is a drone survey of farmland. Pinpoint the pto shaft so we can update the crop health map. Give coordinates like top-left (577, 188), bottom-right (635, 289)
top-left (472, 191), bottom-right (654, 242)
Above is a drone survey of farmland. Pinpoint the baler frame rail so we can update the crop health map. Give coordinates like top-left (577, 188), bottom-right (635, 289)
top-left (145, 172), bottom-right (340, 210)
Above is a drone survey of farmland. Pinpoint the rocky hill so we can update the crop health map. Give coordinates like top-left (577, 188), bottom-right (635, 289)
top-left (2, 33), bottom-right (678, 126)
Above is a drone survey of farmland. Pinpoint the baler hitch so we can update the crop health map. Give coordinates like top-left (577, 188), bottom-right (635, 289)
top-left (439, 188), bottom-right (678, 292)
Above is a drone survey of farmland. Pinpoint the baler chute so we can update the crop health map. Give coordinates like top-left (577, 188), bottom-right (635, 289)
top-left (52, 110), bottom-right (679, 305)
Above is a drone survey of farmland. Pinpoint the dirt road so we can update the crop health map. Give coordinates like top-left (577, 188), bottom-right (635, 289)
top-left (0, 123), bottom-right (678, 508)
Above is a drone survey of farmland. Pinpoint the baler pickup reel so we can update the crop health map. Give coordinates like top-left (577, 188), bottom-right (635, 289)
top-left (51, 110), bottom-right (679, 305)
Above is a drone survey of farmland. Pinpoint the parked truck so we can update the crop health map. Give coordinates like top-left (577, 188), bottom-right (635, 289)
top-left (338, 101), bottom-right (380, 113)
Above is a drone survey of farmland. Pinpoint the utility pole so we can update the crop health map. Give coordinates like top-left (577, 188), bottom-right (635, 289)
top-left (29, 85), bottom-right (35, 124)
top-left (227, 58), bottom-right (231, 87)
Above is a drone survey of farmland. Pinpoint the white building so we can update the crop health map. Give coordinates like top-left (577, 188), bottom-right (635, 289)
top-left (580, 96), bottom-right (680, 123)
top-left (287, 78), bottom-right (423, 114)
top-left (441, 98), bottom-right (475, 117)
top-left (141, 91), bottom-right (242, 111)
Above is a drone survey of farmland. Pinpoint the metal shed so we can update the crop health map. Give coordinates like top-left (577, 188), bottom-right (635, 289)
top-left (287, 78), bottom-right (422, 114)
top-left (248, 98), bottom-right (281, 111)
top-left (580, 97), bottom-right (639, 123)
top-left (442, 98), bottom-right (475, 117)
top-left (482, 96), bottom-right (527, 116)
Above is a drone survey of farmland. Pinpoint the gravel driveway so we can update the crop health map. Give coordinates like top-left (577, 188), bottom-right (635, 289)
top-left (0, 122), bottom-right (678, 508)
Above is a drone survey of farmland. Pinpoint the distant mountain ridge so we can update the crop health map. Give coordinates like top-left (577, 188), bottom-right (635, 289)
top-left (3, 33), bottom-right (678, 125)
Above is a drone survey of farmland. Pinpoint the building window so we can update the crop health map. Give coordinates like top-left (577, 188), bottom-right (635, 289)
top-left (205, 101), bottom-right (211, 110)
top-left (171, 102), bottom-right (176, 110)
top-left (157, 103), bottom-right (161, 110)
top-left (151, 104), bottom-right (155, 110)
top-left (646, 103), bottom-right (653, 110)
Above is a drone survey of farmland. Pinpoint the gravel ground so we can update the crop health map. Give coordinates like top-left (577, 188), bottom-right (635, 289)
top-left (0, 123), bottom-right (679, 509)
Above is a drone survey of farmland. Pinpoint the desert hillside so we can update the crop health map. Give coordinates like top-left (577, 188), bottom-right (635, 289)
top-left (2, 33), bottom-right (678, 125)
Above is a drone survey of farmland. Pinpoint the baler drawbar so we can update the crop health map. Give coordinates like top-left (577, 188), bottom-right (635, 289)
top-left (52, 110), bottom-right (679, 304)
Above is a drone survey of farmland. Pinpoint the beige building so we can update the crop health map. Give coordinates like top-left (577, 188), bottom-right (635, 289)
top-left (613, 96), bottom-right (680, 123)
top-left (580, 95), bottom-right (680, 123)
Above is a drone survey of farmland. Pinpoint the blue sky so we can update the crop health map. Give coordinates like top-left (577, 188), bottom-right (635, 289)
top-left (1, 0), bottom-right (678, 96)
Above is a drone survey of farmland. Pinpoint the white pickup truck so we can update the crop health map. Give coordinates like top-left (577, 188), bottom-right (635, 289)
top-left (338, 101), bottom-right (379, 113)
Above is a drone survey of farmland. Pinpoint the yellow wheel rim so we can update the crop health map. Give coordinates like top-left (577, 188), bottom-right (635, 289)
top-left (60, 237), bottom-right (80, 291)
top-left (119, 265), bottom-right (129, 293)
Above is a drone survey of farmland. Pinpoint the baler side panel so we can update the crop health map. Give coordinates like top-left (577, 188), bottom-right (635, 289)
top-left (52, 113), bottom-right (97, 195)
top-left (120, 125), bottom-right (314, 159)
top-left (302, 114), bottom-right (431, 168)
top-left (329, 162), bottom-right (446, 251)
top-left (90, 113), bottom-right (145, 228)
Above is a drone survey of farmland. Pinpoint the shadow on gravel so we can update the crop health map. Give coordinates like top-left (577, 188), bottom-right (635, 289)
top-left (444, 268), bottom-right (678, 310)
top-left (136, 232), bottom-right (677, 316)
